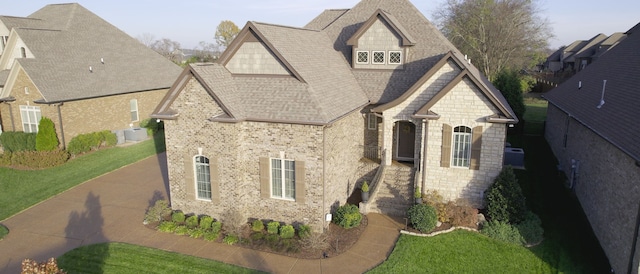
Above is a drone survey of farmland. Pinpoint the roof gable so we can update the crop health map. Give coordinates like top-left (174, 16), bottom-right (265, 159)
top-left (346, 9), bottom-right (415, 47)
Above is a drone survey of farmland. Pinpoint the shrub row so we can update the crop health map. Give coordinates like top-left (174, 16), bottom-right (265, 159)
top-left (158, 211), bottom-right (223, 242)
top-left (0, 131), bottom-right (36, 152)
top-left (0, 150), bottom-right (69, 169)
top-left (67, 130), bottom-right (117, 156)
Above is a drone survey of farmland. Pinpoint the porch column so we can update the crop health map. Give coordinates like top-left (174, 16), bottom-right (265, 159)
top-left (416, 119), bottom-right (427, 188)
top-left (421, 119), bottom-right (429, 192)
top-left (382, 116), bottom-right (393, 166)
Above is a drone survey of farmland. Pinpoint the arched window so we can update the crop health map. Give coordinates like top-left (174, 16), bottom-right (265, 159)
top-left (194, 156), bottom-right (211, 200)
top-left (452, 126), bottom-right (472, 167)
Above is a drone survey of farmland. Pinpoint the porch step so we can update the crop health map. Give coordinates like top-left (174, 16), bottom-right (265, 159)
top-left (367, 163), bottom-right (416, 217)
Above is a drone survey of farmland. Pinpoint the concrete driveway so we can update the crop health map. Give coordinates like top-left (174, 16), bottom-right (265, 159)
top-left (0, 152), bottom-right (402, 273)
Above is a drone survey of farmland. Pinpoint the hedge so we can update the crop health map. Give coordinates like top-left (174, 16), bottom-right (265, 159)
top-left (0, 150), bottom-right (69, 169)
top-left (0, 131), bottom-right (36, 152)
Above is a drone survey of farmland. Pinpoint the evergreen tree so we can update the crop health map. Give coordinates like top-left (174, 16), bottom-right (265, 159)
top-left (35, 117), bottom-right (59, 151)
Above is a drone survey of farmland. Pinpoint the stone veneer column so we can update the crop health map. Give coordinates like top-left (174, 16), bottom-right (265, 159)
top-left (382, 115), bottom-right (393, 166)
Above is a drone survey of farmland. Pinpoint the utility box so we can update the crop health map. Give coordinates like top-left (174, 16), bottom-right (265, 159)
top-left (504, 147), bottom-right (525, 169)
top-left (124, 128), bottom-right (147, 142)
top-left (112, 130), bottom-right (125, 145)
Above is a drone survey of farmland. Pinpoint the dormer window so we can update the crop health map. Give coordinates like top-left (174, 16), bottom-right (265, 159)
top-left (357, 51), bottom-right (369, 64)
top-left (389, 51), bottom-right (402, 64)
top-left (372, 51), bottom-right (385, 64)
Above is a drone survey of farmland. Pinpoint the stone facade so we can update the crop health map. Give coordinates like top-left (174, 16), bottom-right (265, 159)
top-left (225, 42), bottom-right (289, 75)
top-left (0, 67), bottom-right (167, 146)
top-left (379, 62), bottom-right (507, 207)
top-left (164, 77), bottom-right (369, 232)
top-left (546, 104), bottom-right (640, 273)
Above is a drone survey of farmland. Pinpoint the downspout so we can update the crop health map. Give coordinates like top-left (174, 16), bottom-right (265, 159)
top-left (421, 119), bottom-right (429, 192)
top-left (322, 125), bottom-right (327, 232)
top-left (56, 103), bottom-right (66, 150)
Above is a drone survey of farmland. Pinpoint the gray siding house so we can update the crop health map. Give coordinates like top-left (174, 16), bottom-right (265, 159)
top-left (545, 22), bottom-right (640, 274)
top-left (153, 0), bottom-right (518, 232)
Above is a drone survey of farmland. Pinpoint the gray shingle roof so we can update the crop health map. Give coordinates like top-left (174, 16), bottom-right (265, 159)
top-left (304, 9), bottom-right (350, 31)
top-left (545, 22), bottom-right (640, 161)
top-left (4, 3), bottom-right (181, 103)
top-left (573, 33), bottom-right (608, 58)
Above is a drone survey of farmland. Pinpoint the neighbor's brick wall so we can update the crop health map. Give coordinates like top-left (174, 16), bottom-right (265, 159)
top-left (546, 104), bottom-right (640, 274)
top-left (0, 66), bottom-right (167, 146)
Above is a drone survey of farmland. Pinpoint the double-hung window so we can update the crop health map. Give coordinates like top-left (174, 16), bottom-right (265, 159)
top-left (367, 113), bottom-right (377, 130)
top-left (452, 126), bottom-right (472, 167)
top-left (20, 105), bottom-right (41, 133)
top-left (194, 156), bottom-right (211, 200)
top-left (130, 99), bottom-right (139, 122)
top-left (271, 158), bottom-right (295, 200)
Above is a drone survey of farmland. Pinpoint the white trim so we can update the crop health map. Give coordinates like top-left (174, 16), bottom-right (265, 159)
top-left (356, 50), bottom-right (369, 64)
top-left (372, 51), bottom-right (386, 64)
top-left (389, 51), bottom-right (402, 64)
top-left (130, 99), bottom-right (139, 122)
top-left (270, 157), bottom-right (296, 201)
top-left (19, 105), bottom-right (41, 133)
top-left (451, 126), bottom-right (472, 168)
top-left (193, 155), bottom-right (212, 201)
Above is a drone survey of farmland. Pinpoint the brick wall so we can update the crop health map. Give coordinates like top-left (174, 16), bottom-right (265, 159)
top-left (546, 104), bottom-right (640, 273)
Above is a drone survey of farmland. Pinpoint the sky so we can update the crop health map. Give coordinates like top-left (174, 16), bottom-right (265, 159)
top-left (0, 0), bottom-right (638, 50)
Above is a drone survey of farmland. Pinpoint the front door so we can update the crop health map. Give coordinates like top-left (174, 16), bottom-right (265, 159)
top-left (396, 121), bottom-right (415, 161)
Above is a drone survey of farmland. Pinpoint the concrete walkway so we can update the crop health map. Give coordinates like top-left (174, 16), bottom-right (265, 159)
top-left (0, 153), bottom-right (403, 273)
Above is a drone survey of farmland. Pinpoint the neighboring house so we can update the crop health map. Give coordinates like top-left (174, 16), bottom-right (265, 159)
top-left (545, 22), bottom-right (640, 274)
top-left (544, 33), bottom-right (626, 74)
top-left (573, 33), bottom-right (608, 72)
top-left (153, 0), bottom-right (518, 232)
top-left (0, 4), bottom-right (181, 144)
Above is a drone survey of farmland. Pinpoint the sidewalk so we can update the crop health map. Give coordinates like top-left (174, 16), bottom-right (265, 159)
top-left (0, 153), bottom-right (403, 273)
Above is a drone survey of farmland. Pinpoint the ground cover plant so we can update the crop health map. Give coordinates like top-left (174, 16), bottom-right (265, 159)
top-left (57, 242), bottom-right (265, 274)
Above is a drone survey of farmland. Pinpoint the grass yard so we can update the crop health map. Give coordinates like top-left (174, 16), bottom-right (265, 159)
top-left (0, 132), bottom-right (165, 221)
top-left (57, 242), bottom-right (265, 274)
top-left (522, 96), bottom-right (548, 135)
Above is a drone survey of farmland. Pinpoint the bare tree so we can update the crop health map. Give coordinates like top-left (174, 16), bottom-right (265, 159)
top-left (150, 38), bottom-right (183, 64)
top-left (434, 0), bottom-right (553, 79)
top-left (136, 33), bottom-right (156, 48)
top-left (193, 41), bottom-right (219, 62)
top-left (214, 20), bottom-right (240, 49)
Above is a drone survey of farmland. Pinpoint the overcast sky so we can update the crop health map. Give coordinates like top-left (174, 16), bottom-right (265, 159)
top-left (1, 0), bottom-right (638, 50)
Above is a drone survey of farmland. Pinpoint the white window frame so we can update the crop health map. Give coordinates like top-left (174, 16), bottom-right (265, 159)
top-left (270, 157), bottom-right (295, 200)
top-left (130, 99), bottom-right (139, 122)
top-left (356, 50), bottom-right (369, 64)
top-left (19, 105), bottom-right (41, 133)
top-left (389, 51), bottom-right (403, 64)
top-left (194, 155), bottom-right (212, 201)
top-left (372, 51), bottom-right (386, 65)
top-left (451, 126), bottom-right (472, 168)
top-left (367, 113), bottom-right (377, 130)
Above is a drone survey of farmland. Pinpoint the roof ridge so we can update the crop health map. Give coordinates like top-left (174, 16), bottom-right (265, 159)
top-left (251, 21), bottom-right (321, 32)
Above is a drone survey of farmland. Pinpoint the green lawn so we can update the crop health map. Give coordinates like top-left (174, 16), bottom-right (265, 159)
top-left (57, 242), bottom-right (265, 274)
top-left (0, 132), bottom-right (165, 221)
top-left (523, 96), bottom-right (548, 135)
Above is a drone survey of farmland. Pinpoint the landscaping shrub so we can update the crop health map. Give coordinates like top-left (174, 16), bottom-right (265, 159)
top-left (484, 166), bottom-right (527, 224)
top-left (481, 220), bottom-right (523, 245)
top-left (279, 224), bottom-right (295, 239)
top-left (35, 117), bottom-right (59, 151)
top-left (100, 130), bottom-right (117, 147)
top-left (223, 234), bottom-right (239, 245)
top-left (6, 149), bottom-right (69, 169)
top-left (143, 200), bottom-right (172, 225)
top-left (185, 215), bottom-right (199, 229)
top-left (199, 216), bottom-right (213, 230)
top-left (0, 152), bottom-right (10, 166)
top-left (267, 221), bottom-right (280, 235)
top-left (174, 225), bottom-right (189, 236)
top-left (424, 190), bottom-right (450, 223)
top-left (407, 204), bottom-right (438, 233)
top-left (172, 211), bottom-right (186, 223)
top-left (189, 228), bottom-right (206, 239)
top-left (332, 204), bottom-right (363, 229)
top-left (447, 202), bottom-right (479, 228)
top-left (141, 118), bottom-right (162, 136)
top-left (21, 258), bottom-right (65, 274)
top-left (211, 221), bottom-right (222, 234)
top-left (0, 131), bottom-right (36, 152)
top-left (157, 221), bottom-right (177, 233)
top-left (298, 224), bottom-right (311, 238)
top-left (300, 232), bottom-right (329, 251)
top-left (204, 231), bottom-right (219, 242)
top-left (252, 220), bottom-right (264, 232)
top-left (516, 211), bottom-right (544, 245)
top-left (67, 130), bottom-right (117, 155)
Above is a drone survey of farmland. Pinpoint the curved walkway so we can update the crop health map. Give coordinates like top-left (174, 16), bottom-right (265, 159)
top-left (0, 153), bottom-right (404, 273)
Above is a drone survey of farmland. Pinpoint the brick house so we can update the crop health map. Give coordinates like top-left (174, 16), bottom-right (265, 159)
top-left (153, 0), bottom-right (518, 232)
top-left (545, 22), bottom-right (640, 274)
top-left (0, 4), bottom-right (181, 145)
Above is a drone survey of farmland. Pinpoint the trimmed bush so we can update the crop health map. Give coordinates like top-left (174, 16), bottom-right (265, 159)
top-left (185, 215), bottom-right (199, 229)
top-left (199, 216), bottom-right (214, 230)
top-left (252, 220), bottom-right (265, 232)
top-left (5, 149), bottom-right (69, 169)
top-left (0, 131), bottom-right (36, 152)
top-left (189, 228), bottom-right (206, 239)
top-left (171, 211), bottom-right (186, 223)
top-left (143, 200), bottom-right (172, 225)
top-left (279, 225), bottom-right (295, 239)
top-left (158, 221), bottom-right (177, 233)
top-left (516, 211), bottom-right (544, 245)
top-left (298, 224), bottom-right (311, 238)
top-left (223, 234), bottom-right (239, 245)
top-left (204, 231), bottom-right (219, 242)
top-left (407, 204), bottom-right (438, 233)
top-left (424, 190), bottom-right (449, 223)
top-left (35, 117), bottom-right (59, 151)
top-left (211, 221), bottom-right (222, 234)
top-left (484, 166), bottom-right (527, 224)
top-left (332, 204), bottom-right (363, 229)
top-left (481, 220), bottom-right (523, 245)
top-left (267, 221), bottom-right (280, 235)
top-left (101, 130), bottom-right (117, 147)
top-left (67, 130), bottom-right (117, 155)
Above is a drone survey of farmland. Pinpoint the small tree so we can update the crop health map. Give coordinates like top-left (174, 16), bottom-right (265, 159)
top-left (35, 117), bottom-right (59, 151)
top-left (493, 69), bottom-right (526, 121)
top-left (484, 166), bottom-right (527, 224)
top-left (215, 20), bottom-right (240, 49)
